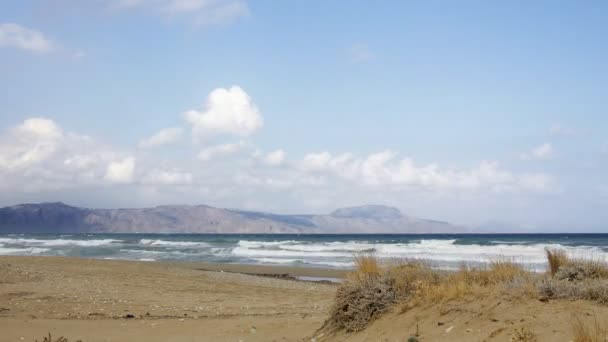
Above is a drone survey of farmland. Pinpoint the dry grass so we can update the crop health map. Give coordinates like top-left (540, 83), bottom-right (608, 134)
top-left (322, 251), bottom-right (608, 335)
top-left (405, 260), bottom-right (533, 304)
top-left (350, 254), bottom-right (380, 279)
top-left (572, 314), bottom-right (608, 342)
top-left (546, 248), bottom-right (568, 276)
top-left (321, 255), bottom-right (535, 333)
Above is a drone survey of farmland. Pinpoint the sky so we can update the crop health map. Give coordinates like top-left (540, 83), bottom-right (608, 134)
top-left (1, 0), bottom-right (607, 231)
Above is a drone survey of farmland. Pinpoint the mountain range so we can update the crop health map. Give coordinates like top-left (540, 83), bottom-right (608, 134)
top-left (0, 202), bottom-right (466, 234)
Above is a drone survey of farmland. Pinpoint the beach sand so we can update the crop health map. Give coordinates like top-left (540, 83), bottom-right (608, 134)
top-left (3, 256), bottom-right (608, 342)
top-left (0, 256), bottom-right (342, 342)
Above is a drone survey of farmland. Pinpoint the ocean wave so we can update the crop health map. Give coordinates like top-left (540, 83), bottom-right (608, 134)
top-left (232, 239), bottom-right (608, 267)
top-left (0, 247), bottom-right (50, 255)
top-left (237, 240), bottom-right (300, 248)
top-left (0, 238), bottom-right (121, 247)
top-left (139, 239), bottom-right (210, 247)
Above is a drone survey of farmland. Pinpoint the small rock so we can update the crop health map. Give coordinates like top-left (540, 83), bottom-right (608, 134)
top-left (124, 314), bottom-right (135, 319)
top-left (437, 321), bottom-right (445, 326)
top-left (250, 326), bottom-right (257, 334)
top-left (445, 326), bottom-right (454, 333)
top-left (466, 328), bottom-right (472, 332)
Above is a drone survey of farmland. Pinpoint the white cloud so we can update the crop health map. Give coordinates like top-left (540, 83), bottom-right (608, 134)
top-left (263, 149), bottom-right (285, 166)
top-left (0, 117), bottom-right (561, 227)
top-left (198, 141), bottom-right (247, 161)
top-left (64, 155), bottom-right (97, 170)
top-left (184, 86), bottom-right (263, 138)
top-left (139, 127), bottom-right (183, 148)
top-left (108, 0), bottom-right (249, 27)
top-left (0, 118), bottom-right (63, 171)
top-left (142, 169), bottom-right (193, 185)
top-left (300, 152), bottom-right (333, 171)
top-left (104, 157), bottom-right (135, 183)
top-left (16, 118), bottom-right (63, 138)
top-left (298, 150), bottom-right (554, 193)
top-left (520, 143), bottom-right (554, 160)
top-left (0, 23), bottom-right (54, 54)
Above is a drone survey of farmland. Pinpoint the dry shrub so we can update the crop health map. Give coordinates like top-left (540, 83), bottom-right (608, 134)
top-left (321, 255), bottom-right (400, 333)
top-left (539, 278), bottom-right (608, 304)
top-left (572, 314), bottom-right (608, 342)
top-left (541, 250), bottom-right (608, 304)
top-left (35, 334), bottom-right (82, 342)
top-left (546, 248), bottom-right (608, 279)
top-left (557, 260), bottom-right (608, 281)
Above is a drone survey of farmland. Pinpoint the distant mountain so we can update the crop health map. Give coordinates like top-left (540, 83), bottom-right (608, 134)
top-left (0, 202), bottom-right (466, 234)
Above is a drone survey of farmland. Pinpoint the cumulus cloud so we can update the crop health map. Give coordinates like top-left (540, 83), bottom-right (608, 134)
top-left (0, 117), bottom-right (559, 226)
top-left (298, 150), bottom-right (554, 193)
top-left (0, 118), bottom-right (63, 171)
top-left (0, 23), bottom-right (54, 54)
top-left (108, 0), bottom-right (250, 27)
top-left (139, 127), bottom-right (183, 148)
top-left (104, 157), bottom-right (135, 183)
top-left (263, 149), bottom-right (285, 166)
top-left (142, 169), bottom-right (193, 185)
top-left (520, 143), bottom-right (554, 160)
top-left (184, 86), bottom-right (263, 138)
top-left (198, 141), bottom-right (248, 161)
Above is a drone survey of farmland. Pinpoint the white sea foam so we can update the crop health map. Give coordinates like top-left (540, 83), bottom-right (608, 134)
top-left (0, 247), bottom-right (50, 255)
top-left (139, 239), bottom-right (210, 247)
top-left (251, 257), bottom-right (303, 264)
top-left (0, 238), bottom-right (121, 247)
top-left (232, 239), bottom-right (608, 269)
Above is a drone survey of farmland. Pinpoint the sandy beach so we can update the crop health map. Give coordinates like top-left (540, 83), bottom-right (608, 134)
top-left (3, 255), bottom-right (608, 342)
top-left (0, 256), bottom-right (342, 342)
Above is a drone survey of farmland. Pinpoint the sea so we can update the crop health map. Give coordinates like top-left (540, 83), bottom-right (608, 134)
top-left (1, 233), bottom-right (608, 272)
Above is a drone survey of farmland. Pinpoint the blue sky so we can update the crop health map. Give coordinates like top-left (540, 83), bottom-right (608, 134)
top-left (1, 0), bottom-right (607, 231)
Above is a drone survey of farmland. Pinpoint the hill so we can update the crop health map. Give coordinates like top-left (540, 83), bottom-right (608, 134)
top-left (0, 202), bottom-right (463, 233)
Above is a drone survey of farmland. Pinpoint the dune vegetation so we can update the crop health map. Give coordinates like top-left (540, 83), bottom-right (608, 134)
top-left (318, 250), bottom-right (608, 341)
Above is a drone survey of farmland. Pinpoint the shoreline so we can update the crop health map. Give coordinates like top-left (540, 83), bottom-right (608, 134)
top-left (5, 255), bottom-right (351, 279)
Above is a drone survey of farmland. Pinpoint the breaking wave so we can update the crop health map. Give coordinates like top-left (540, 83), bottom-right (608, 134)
top-left (1, 234), bottom-right (607, 270)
